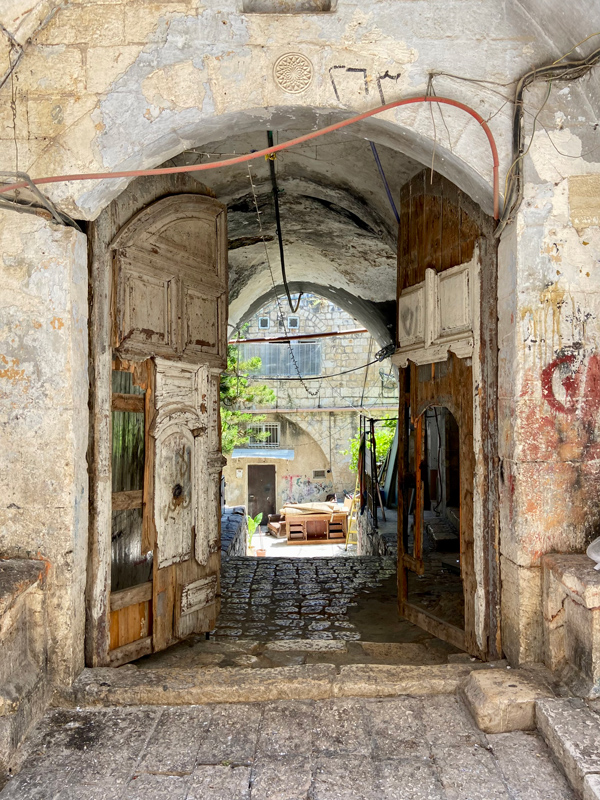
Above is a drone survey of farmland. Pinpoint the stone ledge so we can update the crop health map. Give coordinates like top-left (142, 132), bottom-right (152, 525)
top-left (543, 554), bottom-right (600, 609)
top-left (461, 668), bottom-right (554, 733)
top-left (0, 559), bottom-right (46, 618)
top-left (54, 662), bottom-right (511, 709)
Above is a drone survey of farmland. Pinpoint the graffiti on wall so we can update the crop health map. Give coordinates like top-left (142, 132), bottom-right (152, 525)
top-left (281, 474), bottom-right (334, 505)
top-left (541, 350), bottom-right (600, 417)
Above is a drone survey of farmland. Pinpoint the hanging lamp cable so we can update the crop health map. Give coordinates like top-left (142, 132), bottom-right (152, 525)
top-left (266, 130), bottom-right (302, 314)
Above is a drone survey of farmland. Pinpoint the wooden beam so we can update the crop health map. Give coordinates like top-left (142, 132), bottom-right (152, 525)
top-left (110, 581), bottom-right (152, 612)
top-left (402, 603), bottom-right (467, 652)
top-left (108, 636), bottom-right (152, 667)
top-left (112, 490), bottom-right (143, 511)
top-left (112, 393), bottom-right (145, 412)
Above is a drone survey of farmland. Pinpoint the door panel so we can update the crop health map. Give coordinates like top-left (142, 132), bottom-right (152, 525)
top-left (101, 193), bottom-right (227, 666)
top-left (248, 465), bottom-right (276, 521)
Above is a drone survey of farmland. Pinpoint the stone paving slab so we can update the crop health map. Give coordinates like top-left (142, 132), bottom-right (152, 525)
top-left (536, 697), bottom-right (600, 796)
top-left (0, 697), bottom-right (575, 799)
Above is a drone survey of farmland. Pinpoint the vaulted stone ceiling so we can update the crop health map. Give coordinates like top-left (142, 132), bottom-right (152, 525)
top-left (170, 127), bottom-right (421, 342)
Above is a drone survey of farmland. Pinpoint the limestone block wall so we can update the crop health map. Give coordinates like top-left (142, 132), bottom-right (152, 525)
top-left (223, 411), bottom-right (359, 511)
top-left (0, 560), bottom-right (49, 777)
top-left (498, 136), bottom-right (600, 663)
top-left (0, 212), bottom-right (88, 685)
top-left (240, 294), bottom-right (398, 410)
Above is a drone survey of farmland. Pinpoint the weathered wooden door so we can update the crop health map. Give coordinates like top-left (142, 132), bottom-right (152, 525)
top-left (248, 464), bottom-right (276, 522)
top-left (397, 358), bottom-right (476, 656)
top-left (95, 194), bottom-right (228, 666)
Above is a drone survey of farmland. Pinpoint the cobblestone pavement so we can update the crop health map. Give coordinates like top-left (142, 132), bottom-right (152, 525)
top-left (215, 556), bottom-right (401, 642)
top-left (0, 696), bottom-right (574, 799)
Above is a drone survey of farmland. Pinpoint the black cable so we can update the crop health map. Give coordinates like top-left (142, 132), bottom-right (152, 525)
top-left (249, 357), bottom-right (381, 382)
top-left (267, 130), bottom-right (302, 313)
top-left (497, 46), bottom-right (600, 237)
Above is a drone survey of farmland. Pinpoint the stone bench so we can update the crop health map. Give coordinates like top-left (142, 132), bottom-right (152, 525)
top-left (0, 559), bottom-right (49, 777)
top-left (542, 553), bottom-right (600, 698)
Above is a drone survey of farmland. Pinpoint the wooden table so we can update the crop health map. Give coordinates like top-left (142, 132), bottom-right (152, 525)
top-left (285, 511), bottom-right (348, 544)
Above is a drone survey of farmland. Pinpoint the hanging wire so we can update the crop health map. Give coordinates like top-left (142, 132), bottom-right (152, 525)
top-left (246, 164), bottom-right (320, 397)
top-left (267, 130), bottom-right (302, 314)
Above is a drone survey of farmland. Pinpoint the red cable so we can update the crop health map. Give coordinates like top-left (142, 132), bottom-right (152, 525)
top-left (0, 96), bottom-right (500, 219)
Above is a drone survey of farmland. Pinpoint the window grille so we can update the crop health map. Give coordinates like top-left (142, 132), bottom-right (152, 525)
top-left (258, 317), bottom-right (270, 329)
top-left (247, 422), bottom-right (280, 448)
top-left (238, 341), bottom-right (321, 377)
top-left (313, 469), bottom-right (327, 479)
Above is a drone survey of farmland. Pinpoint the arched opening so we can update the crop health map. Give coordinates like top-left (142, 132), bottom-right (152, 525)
top-left (403, 405), bottom-right (464, 633)
top-left (85, 106), bottom-right (499, 667)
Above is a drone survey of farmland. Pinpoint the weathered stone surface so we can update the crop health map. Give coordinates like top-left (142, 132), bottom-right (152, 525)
top-left (584, 774), bottom-right (600, 800)
top-left (536, 697), bottom-right (600, 795)
top-left (124, 774), bottom-right (188, 800)
top-left (488, 731), bottom-right (576, 800)
top-left (187, 766), bottom-right (251, 800)
top-left (420, 695), bottom-right (486, 748)
top-left (333, 664), bottom-right (471, 697)
top-left (256, 700), bottom-right (314, 757)
top-left (58, 665), bottom-right (337, 707)
top-left (313, 698), bottom-right (370, 756)
top-left (137, 707), bottom-right (211, 774)
top-left (0, 699), bottom-right (576, 799)
top-left (196, 704), bottom-right (262, 765)
top-left (265, 640), bottom-right (347, 653)
top-left (462, 669), bottom-right (553, 733)
top-left (542, 554), bottom-right (600, 696)
top-left (250, 756), bottom-right (312, 800)
top-left (500, 556), bottom-right (543, 665)
top-left (367, 696), bottom-right (430, 759)
top-left (312, 755), bottom-right (377, 800)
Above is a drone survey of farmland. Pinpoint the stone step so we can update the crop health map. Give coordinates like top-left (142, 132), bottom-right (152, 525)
top-left (54, 662), bottom-right (510, 709)
top-left (124, 635), bottom-right (505, 670)
top-left (536, 697), bottom-right (600, 798)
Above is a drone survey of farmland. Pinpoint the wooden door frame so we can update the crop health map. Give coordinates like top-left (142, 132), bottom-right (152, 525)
top-left (395, 236), bottom-right (500, 660)
top-left (398, 378), bottom-right (471, 654)
top-left (86, 176), bottom-right (225, 667)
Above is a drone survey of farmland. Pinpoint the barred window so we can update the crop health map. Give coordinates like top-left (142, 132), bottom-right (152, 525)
top-left (246, 422), bottom-right (280, 448)
top-left (239, 341), bottom-right (321, 377)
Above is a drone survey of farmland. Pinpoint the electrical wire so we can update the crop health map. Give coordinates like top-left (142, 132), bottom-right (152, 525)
top-left (496, 44), bottom-right (600, 237)
top-left (246, 165), bottom-right (320, 397)
top-left (266, 130), bottom-right (302, 314)
top-left (0, 95), bottom-right (501, 219)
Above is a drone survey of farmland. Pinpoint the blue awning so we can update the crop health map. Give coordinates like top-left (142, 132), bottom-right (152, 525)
top-left (231, 448), bottom-right (295, 460)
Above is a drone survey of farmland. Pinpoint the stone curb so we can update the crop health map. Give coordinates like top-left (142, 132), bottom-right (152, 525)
top-left (54, 663), bottom-right (486, 708)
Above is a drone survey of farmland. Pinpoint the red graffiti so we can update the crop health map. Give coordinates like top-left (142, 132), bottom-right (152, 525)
top-left (541, 355), bottom-right (581, 413)
top-left (541, 353), bottom-right (600, 417)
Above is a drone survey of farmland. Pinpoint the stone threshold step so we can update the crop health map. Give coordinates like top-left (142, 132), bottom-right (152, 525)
top-left (536, 697), bottom-right (600, 799)
top-left (54, 662), bottom-right (510, 709)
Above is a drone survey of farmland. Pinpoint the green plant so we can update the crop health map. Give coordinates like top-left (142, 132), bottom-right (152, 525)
top-left (220, 329), bottom-right (275, 454)
top-left (342, 416), bottom-right (397, 473)
top-left (247, 512), bottom-right (263, 547)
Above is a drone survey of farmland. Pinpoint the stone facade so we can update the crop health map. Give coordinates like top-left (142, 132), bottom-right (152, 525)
top-left (1, 0), bottom-right (600, 741)
top-left (224, 294), bottom-right (397, 510)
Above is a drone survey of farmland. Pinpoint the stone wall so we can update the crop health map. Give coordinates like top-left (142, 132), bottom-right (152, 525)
top-left (0, 560), bottom-right (49, 779)
top-left (221, 507), bottom-right (248, 557)
top-left (498, 147), bottom-right (600, 663)
top-left (239, 294), bottom-right (398, 410)
top-left (0, 212), bottom-right (88, 685)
